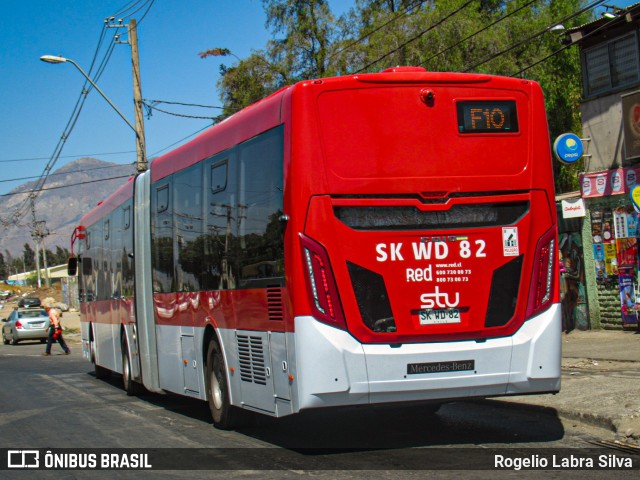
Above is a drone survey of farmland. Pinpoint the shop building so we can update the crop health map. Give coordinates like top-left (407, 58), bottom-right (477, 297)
top-left (566, 4), bottom-right (640, 330)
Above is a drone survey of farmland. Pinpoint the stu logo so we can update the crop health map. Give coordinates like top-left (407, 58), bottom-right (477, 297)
top-left (420, 286), bottom-right (460, 309)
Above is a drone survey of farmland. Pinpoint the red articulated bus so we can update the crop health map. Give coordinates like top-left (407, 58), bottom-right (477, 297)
top-left (69, 66), bottom-right (560, 429)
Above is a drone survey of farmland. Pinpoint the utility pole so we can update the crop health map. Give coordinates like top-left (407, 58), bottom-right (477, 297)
top-left (36, 221), bottom-right (51, 287)
top-left (30, 197), bottom-right (42, 288)
top-left (108, 17), bottom-right (147, 172)
top-left (128, 19), bottom-right (147, 173)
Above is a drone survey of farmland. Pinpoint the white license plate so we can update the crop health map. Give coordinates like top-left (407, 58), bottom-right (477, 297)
top-left (419, 308), bottom-right (461, 325)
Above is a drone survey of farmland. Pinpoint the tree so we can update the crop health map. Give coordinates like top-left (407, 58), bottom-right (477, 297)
top-left (216, 52), bottom-right (285, 118)
top-left (54, 246), bottom-right (70, 265)
top-left (22, 243), bottom-right (35, 271)
top-left (263, 0), bottom-right (337, 80)
top-left (206, 0), bottom-right (593, 192)
top-left (0, 252), bottom-right (6, 279)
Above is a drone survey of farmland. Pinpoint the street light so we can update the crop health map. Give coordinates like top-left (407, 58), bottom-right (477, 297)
top-left (548, 24), bottom-right (566, 34)
top-left (40, 53), bottom-right (147, 172)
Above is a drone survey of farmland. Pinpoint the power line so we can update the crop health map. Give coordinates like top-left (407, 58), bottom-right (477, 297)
top-left (355, 0), bottom-right (475, 73)
top-left (329, 0), bottom-right (426, 62)
top-left (511, 7), bottom-right (628, 77)
top-left (143, 99), bottom-right (225, 110)
top-left (149, 125), bottom-right (211, 157)
top-left (0, 175), bottom-right (133, 199)
top-left (418, 0), bottom-right (538, 68)
top-left (6, 1), bottom-right (155, 227)
top-left (142, 101), bottom-right (219, 120)
top-left (463, 0), bottom-right (607, 73)
top-left (6, 23), bottom-right (119, 225)
top-left (112, 0), bottom-right (145, 20)
top-left (0, 151), bottom-right (136, 163)
top-left (0, 163), bottom-right (135, 185)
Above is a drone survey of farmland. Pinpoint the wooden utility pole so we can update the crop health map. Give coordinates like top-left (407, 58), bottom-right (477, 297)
top-left (128, 19), bottom-right (147, 173)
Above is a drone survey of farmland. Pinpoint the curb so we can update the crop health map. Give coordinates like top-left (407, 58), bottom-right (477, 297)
top-left (479, 398), bottom-right (622, 438)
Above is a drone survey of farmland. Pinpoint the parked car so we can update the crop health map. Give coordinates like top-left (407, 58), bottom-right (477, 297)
top-left (2, 308), bottom-right (50, 345)
top-left (17, 297), bottom-right (41, 308)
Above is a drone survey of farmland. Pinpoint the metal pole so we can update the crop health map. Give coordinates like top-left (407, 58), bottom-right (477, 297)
top-left (63, 58), bottom-right (139, 135)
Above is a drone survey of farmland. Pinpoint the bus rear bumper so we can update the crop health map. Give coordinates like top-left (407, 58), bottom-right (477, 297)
top-left (293, 304), bottom-right (561, 411)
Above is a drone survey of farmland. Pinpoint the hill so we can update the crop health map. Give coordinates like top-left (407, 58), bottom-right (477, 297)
top-left (0, 158), bottom-right (134, 258)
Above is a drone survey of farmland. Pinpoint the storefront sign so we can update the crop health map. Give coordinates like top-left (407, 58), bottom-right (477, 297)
top-left (621, 90), bottom-right (640, 160)
top-left (553, 133), bottom-right (584, 164)
top-left (560, 198), bottom-right (586, 218)
top-left (580, 167), bottom-right (640, 198)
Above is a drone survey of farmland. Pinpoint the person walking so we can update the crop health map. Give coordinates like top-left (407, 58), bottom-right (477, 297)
top-left (43, 305), bottom-right (70, 356)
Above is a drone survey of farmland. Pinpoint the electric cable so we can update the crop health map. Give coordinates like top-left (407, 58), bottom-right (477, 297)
top-left (418, 0), bottom-right (538, 67)
top-left (463, 0), bottom-right (607, 72)
top-left (355, 0), bottom-right (475, 73)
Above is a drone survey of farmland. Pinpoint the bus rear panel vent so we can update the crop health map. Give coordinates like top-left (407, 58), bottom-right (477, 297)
top-left (267, 288), bottom-right (284, 321)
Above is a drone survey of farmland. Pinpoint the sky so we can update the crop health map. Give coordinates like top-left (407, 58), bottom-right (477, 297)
top-left (0, 0), bottom-right (354, 200)
top-left (1, 0), bottom-right (636, 201)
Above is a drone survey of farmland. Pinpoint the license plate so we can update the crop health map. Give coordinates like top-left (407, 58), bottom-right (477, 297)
top-left (29, 322), bottom-right (46, 328)
top-left (419, 308), bottom-right (461, 325)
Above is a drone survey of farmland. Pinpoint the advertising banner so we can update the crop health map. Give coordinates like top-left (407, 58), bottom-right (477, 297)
top-left (618, 268), bottom-right (638, 325)
top-left (622, 90), bottom-right (640, 160)
top-left (580, 167), bottom-right (640, 198)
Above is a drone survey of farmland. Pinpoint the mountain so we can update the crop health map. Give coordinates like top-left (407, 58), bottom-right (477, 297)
top-left (0, 158), bottom-right (135, 258)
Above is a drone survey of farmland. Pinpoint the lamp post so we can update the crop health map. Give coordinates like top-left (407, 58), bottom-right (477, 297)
top-left (40, 53), bottom-right (147, 172)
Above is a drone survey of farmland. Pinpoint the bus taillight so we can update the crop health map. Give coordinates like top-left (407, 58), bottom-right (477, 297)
top-left (526, 227), bottom-right (558, 319)
top-left (300, 234), bottom-right (346, 330)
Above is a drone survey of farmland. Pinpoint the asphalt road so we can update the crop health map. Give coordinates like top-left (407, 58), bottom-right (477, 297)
top-left (0, 338), bottom-right (637, 479)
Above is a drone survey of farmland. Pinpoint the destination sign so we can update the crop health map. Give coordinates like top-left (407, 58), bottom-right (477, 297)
top-left (457, 101), bottom-right (518, 134)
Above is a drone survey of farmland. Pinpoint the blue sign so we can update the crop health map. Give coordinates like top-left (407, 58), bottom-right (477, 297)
top-left (553, 133), bottom-right (583, 164)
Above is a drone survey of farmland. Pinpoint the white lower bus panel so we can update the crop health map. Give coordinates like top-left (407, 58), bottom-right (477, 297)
top-left (292, 303), bottom-right (561, 412)
top-left (149, 304), bottom-right (560, 418)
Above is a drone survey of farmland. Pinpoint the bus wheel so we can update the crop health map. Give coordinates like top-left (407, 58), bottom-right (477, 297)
top-left (206, 340), bottom-right (236, 430)
top-left (122, 337), bottom-right (142, 396)
top-left (91, 327), bottom-right (110, 380)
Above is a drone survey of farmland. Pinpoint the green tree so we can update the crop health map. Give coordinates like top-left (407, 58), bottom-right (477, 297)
top-left (22, 243), bottom-right (35, 271)
top-left (0, 252), bottom-right (6, 279)
top-left (263, 0), bottom-right (337, 79)
top-left (216, 52), bottom-right (285, 118)
top-left (207, 0), bottom-right (592, 192)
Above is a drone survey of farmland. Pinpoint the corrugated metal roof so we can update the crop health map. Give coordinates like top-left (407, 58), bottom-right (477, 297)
top-left (567, 2), bottom-right (640, 34)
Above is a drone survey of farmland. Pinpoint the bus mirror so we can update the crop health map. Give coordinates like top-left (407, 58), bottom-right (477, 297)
top-left (68, 257), bottom-right (78, 276)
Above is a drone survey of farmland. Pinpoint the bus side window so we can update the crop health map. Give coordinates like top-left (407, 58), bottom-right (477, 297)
top-left (152, 182), bottom-right (175, 293)
top-left (211, 160), bottom-right (228, 194)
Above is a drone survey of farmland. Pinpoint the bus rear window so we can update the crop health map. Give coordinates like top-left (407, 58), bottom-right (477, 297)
top-left (334, 202), bottom-right (529, 230)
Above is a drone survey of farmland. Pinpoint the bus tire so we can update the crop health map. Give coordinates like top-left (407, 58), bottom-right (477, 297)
top-left (91, 326), bottom-right (110, 380)
top-left (206, 339), bottom-right (236, 430)
top-left (122, 336), bottom-right (142, 396)
top-left (94, 361), bottom-right (110, 379)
